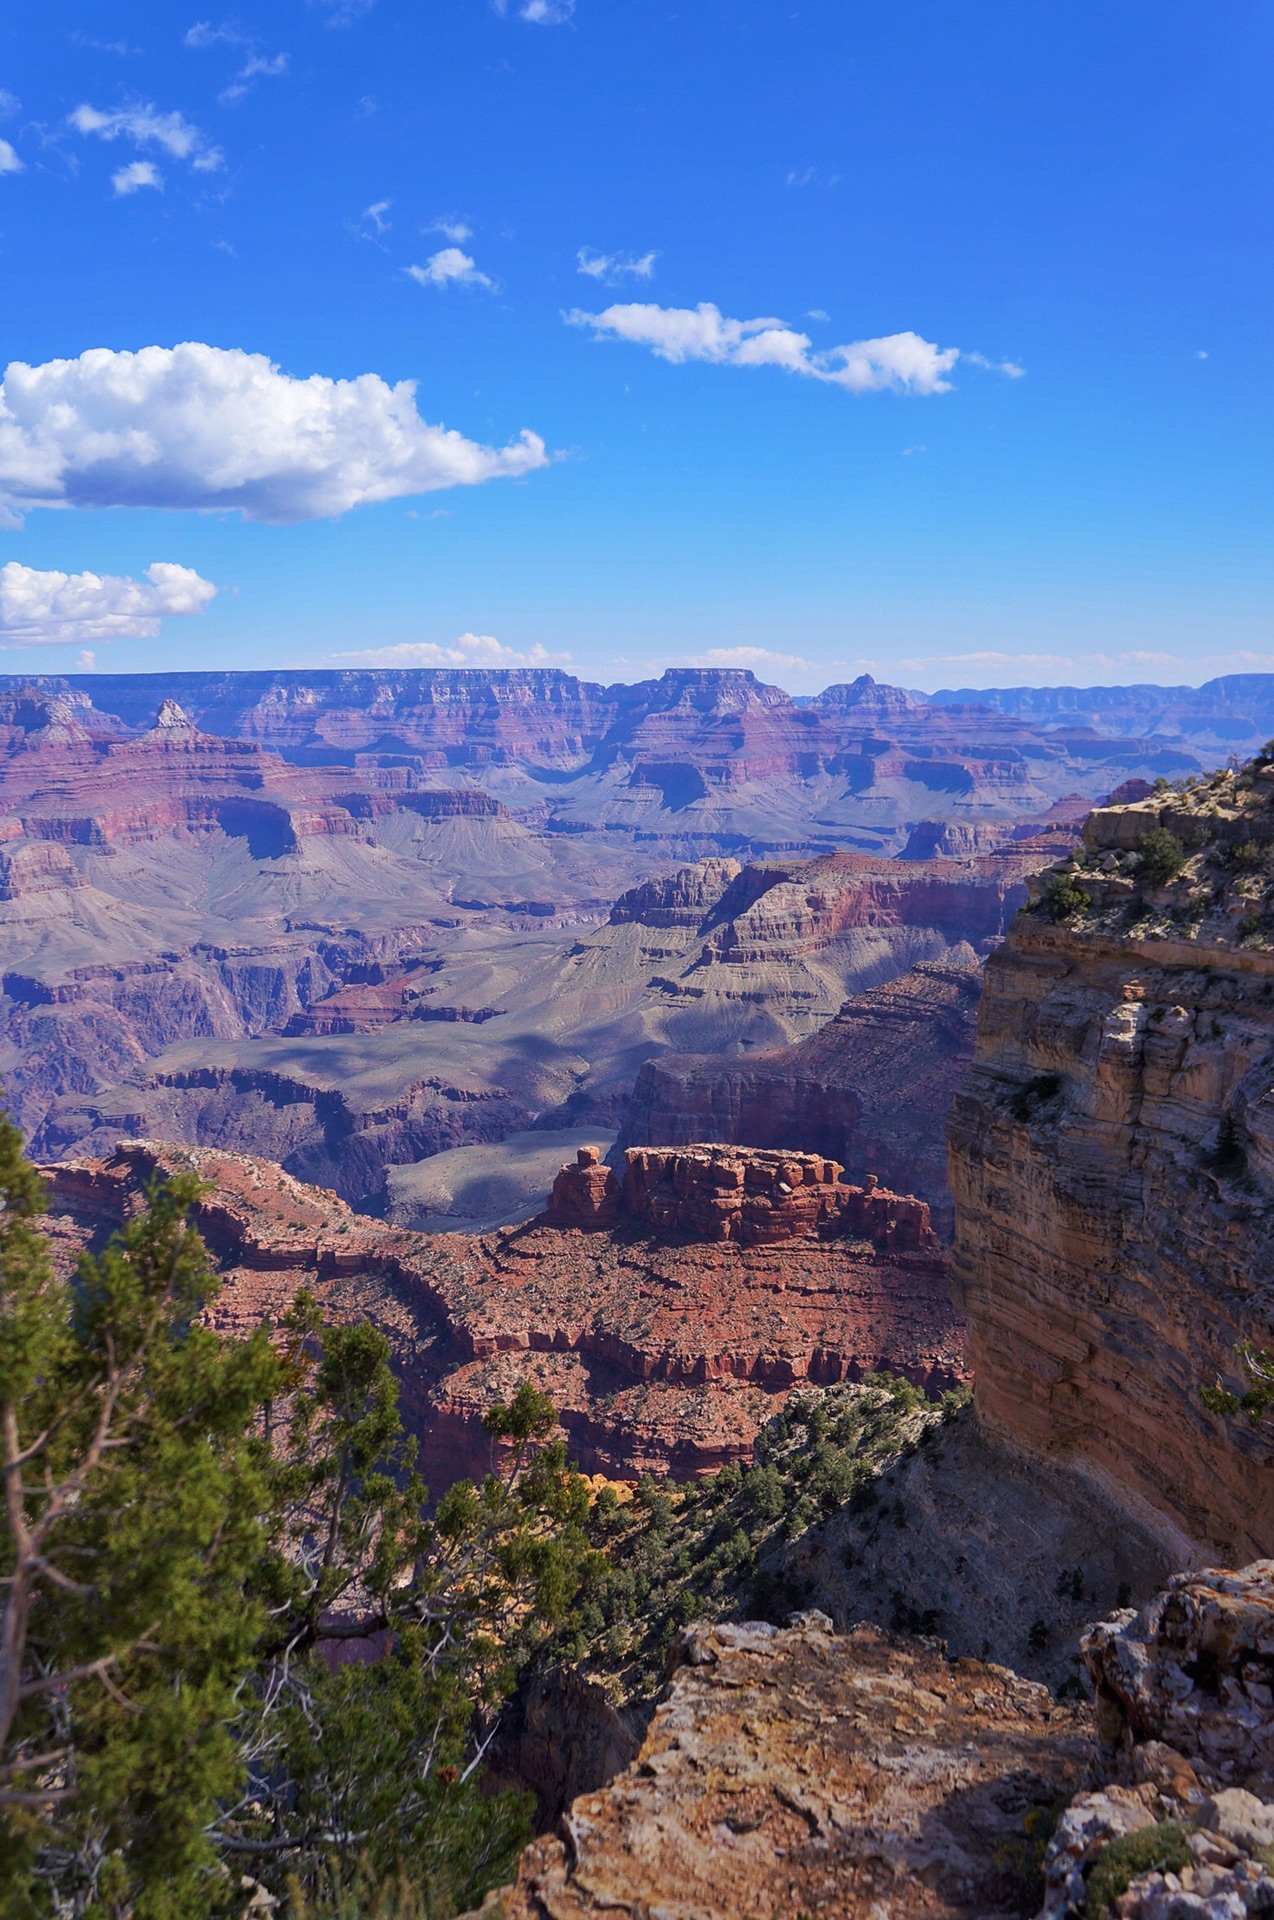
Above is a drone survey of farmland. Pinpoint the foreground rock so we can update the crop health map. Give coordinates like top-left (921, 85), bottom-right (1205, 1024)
top-left (1038, 1561), bottom-right (1274, 1918)
top-left (39, 1138), bottom-right (964, 1484)
top-left (948, 767), bottom-right (1274, 1564)
top-left (464, 1614), bottom-right (1092, 1920)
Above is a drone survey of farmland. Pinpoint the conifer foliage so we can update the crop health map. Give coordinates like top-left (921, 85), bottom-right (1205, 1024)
top-left (0, 1113), bottom-right (597, 1918)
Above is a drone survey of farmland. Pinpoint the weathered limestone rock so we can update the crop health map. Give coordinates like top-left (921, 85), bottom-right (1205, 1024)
top-left (1038, 1562), bottom-right (1274, 1920)
top-left (1082, 1562), bottom-right (1274, 1783)
top-left (462, 1616), bottom-right (1092, 1920)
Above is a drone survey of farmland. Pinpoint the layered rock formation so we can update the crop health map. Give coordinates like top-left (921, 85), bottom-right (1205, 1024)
top-left (549, 1142), bottom-right (938, 1250)
top-left (39, 1139), bottom-right (965, 1485)
top-left (465, 1613), bottom-right (1093, 1920)
top-left (619, 959), bottom-right (984, 1234)
top-left (948, 767), bottom-right (1274, 1565)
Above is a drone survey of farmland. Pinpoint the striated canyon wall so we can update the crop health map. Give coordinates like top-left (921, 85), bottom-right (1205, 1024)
top-left (948, 768), bottom-right (1274, 1565)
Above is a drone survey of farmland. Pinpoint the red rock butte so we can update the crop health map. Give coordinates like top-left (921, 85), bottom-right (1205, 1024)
top-left (548, 1142), bottom-right (939, 1252)
top-left (38, 1137), bottom-right (965, 1486)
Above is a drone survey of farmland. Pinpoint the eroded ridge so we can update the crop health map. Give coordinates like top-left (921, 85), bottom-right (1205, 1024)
top-left (38, 1138), bottom-right (965, 1485)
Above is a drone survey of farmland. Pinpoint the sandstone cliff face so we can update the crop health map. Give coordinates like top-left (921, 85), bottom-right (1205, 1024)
top-left (948, 769), bottom-right (1274, 1565)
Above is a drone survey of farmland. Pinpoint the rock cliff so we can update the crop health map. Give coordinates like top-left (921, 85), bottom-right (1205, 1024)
top-left (948, 763), bottom-right (1274, 1565)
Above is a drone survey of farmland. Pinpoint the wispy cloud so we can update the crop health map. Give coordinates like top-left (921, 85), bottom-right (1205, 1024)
top-left (311, 0), bottom-right (375, 25)
top-left (407, 247), bottom-right (495, 290)
top-left (566, 300), bottom-right (966, 395)
top-left (0, 140), bottom-right (22, 176)
top-left (0, 90), bottom-right (20, 117)
top-left (493, 0), bottom-right (575, 20)
top-left (963, 350), bottom-right (1025, 379)
top-left (185, 24), bottom-right (289, 103)
top-left (0, 560), bottom-right (216, 645)
top-left (0, 342), bottom-right (548, 523)
top-left (362, 199), bottom-right (391, 233)
top-left (112, 159), bottom-right (162, 195)
top-left (427, 215), bottom-right (473, 243)
top-left (69, 101), bottom-right (224, 174)
top-left (324, 633), bottom-right (569, 667)
top-left (576, 246), bottom-right (657, 283)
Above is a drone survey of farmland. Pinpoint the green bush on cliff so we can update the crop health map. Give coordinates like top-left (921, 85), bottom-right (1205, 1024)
top-left (1135, 827), bottom-right (1186, 886)
top-left (0, 1112), bottom-right (598, 1920)
top-left (1034, 873), bottom-right (1091, 922)
top-left (1083, 1821), bottom-right (1192, 1918)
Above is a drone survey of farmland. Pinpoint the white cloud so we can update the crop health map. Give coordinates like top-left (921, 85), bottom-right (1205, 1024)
top-left (406, 248), bottom-right (494, 290)
top-left (75, 649), bottom-right (96, 670)
top-left (494, 0), bottom-right (575, 19)
top-left (0, 139), bottom-right (22, 176)
top-left (362, 199), bottom-right (391, 233)
top-left (324, 633), bottom-right (569, 668)
top-left (0, 90), bottom-right (21, 116)
top-left (690, 646), bottom-right (820, 674)
top-left (0, 560), bottom-right (217, 645)
top-left (577, 247), bottom-right (657, 283)
top-left (113, 160), bottom-right (162, 195)
top-left (312, 0), bottom-right (375, 24)
top-left (70, 101), bottom-right (223, 174)
top-left (184, 21), bottom-right (243, 47)
top-left (0, 342), bottom-right (549, 523)
top-left (566, 301), bottom-right (964, 395)
top-left (963, 350), bottom-right (1025, 378)
top-left (427, 216), bottom-right (472, 242)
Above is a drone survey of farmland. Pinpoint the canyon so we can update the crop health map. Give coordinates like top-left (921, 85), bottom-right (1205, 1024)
top-left (0, 675), bottom-right (1067, 1209)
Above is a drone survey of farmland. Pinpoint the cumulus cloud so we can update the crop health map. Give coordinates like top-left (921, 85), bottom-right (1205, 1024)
top-left (406, 248), bottom-right (494, 290)
top-left (324, 634), bottom-right (569, 668)
top-left (0, 560), bottom-right (216, 646)
top-left (567, 301), bottom-right (963, 394)
top-left (0, 139), bottom-right (22, 175)
top-left (576, 247), bottom-right (657, 283)
top-left (113, 160), bottom-right (162, 195)
top-left (69, 101), bottom-right (223, 174)
top-left (427, 216), bottom-right (472, 242)
top-left (0, 342), bottom-right (549, 523)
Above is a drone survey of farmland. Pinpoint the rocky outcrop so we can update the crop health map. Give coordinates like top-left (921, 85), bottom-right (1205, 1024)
top-left (575, 1143), bottom-right (941, 1250)
top-left (39, 1139), bottom-right (965, 1485)
top-left (1036, 1561), bottom-right (1274, 1919)
top-left (618, 959), bottom-right (983, 1234)
top-left (463, 1614), bottom-right (1093, 1920)
top-left (948, 768), bottom-right (1274, 1565)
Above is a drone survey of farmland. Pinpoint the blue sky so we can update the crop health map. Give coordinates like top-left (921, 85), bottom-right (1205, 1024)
top-left (0, 0), bottom-right (1271, 690)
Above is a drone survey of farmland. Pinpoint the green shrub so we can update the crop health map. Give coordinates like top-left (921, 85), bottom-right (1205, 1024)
top-left (1136, 828), bottom-right (1186, 886)
top-left (1034, 874), bottom-right (1090, 922)
top-left (1084, 1822), bottom-right (1192, 1918)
